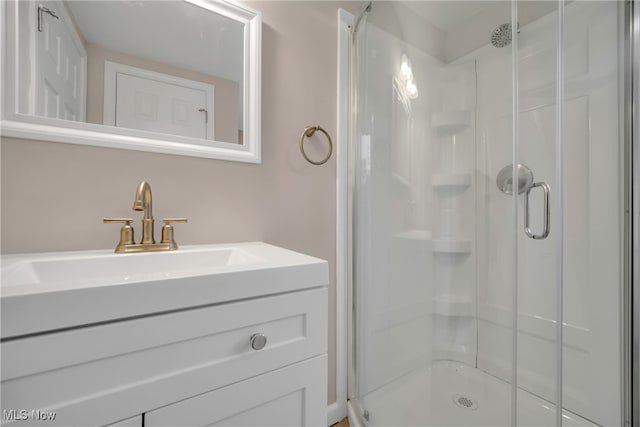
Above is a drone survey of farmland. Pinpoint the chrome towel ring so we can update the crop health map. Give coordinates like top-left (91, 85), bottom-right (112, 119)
top-left (300, 125), bottom-right (332, 165)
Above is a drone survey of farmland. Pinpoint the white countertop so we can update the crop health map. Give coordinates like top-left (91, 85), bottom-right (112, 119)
top-left (1, 242), bottom-right (328, 339)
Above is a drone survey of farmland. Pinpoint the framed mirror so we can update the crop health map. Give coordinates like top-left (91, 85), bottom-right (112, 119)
top-left (1, 0), bottom-right (261, 163)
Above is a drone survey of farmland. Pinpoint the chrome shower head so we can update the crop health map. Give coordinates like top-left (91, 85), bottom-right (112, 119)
top-left (491, 22), bottom-right (512, 48)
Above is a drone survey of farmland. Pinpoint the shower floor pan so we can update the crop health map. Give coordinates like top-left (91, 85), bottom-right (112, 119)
top-left (353, 361), bottom-right (597, 427)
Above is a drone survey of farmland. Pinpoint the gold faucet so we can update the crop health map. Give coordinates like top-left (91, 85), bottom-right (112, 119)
top-left (104, 181), bottom-right (187, 253)
top-left (133, 181), bottom-right (155, 244)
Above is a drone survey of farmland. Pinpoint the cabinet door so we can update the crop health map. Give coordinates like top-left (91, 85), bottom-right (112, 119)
top-left (146, 355), bottom-right (327, 427)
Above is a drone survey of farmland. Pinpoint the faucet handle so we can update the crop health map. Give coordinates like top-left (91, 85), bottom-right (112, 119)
top-left (162, 218), bottom-right (188, 224)
top-left (103, 218), bottom-right (135, 249)
top-left (103, 218), bottom-right (134, 224)
top-left (161, 218), bottom-right (188, 250)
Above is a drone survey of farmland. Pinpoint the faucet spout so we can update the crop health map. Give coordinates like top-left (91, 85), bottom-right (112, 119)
top-left (133, 181), bottom-right (154, 243)
top-left (133, 181), bottom-right (153, 218)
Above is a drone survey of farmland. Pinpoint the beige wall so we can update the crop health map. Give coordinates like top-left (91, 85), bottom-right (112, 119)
top-left (86, 43), bottom-right (240, 144)
top-left (1, 1), bottom-right (363, 406)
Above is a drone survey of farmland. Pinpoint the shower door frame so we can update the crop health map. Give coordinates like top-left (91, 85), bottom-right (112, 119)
top-left (332, 7), bottom-right (354, 426)
top-left (628, 1), bottom-right (639, 425)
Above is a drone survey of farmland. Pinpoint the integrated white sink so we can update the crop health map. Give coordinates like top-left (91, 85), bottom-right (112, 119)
top-left (1, 242), bottom-right (328, 339)
top-left (2, 246), bottom-right (263, 289)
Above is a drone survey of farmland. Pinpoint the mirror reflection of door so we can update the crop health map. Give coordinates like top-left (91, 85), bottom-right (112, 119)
top-left (35, 1), bottom-right (87, 121)
top-left (103, 62), bottom-right (214, 140)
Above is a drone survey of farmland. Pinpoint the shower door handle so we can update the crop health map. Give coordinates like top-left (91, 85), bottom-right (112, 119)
top-left (524, 182), bottom-right (550, 240)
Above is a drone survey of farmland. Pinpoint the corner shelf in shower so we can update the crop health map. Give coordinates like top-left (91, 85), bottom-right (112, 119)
top-left (432, 294), bottom-right (474, 317)
top-left (393, 229), bottom-right (432, 241)
top-left (432, 239), bottom-right (472, 254)
top-left (432, 173), bottom-right (472, 189)
top-left (431, 110), bottom-right (471, 133)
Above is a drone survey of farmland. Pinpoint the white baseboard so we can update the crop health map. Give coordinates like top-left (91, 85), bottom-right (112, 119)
top-left (327, 401), bottom-right (346, 426)
top-left (347, 400), bottom-right (364, 427)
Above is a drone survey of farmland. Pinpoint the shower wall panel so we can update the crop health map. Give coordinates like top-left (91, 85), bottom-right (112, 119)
top-left (429, 62), bottom-right (477, 367)
top-left (353, 21), bottom-right (441, 398)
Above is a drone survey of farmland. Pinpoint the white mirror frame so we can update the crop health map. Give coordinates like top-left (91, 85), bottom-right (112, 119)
top-left (0, 0), bottom-right (262, 163)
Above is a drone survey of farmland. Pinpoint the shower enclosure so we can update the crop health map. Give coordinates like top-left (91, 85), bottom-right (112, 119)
top-left (348, 1), bottom-right (634, 425)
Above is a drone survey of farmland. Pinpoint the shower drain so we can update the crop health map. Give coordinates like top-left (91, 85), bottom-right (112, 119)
top-left (452, 394), bottom-right (479, 410)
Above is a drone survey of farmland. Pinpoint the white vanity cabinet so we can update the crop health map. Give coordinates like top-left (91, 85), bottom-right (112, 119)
top-left (0, 243), bottom-right (329, 427)
top-left (145, 355), bottom-right (327, 426)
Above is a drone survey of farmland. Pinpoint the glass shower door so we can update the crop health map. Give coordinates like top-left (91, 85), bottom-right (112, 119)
top-left (349, 1), bottom-right (626, 426)
top-left (509, 2), bottom-right (562, 424)
top-left (513, 1), bottom-right (624, 425)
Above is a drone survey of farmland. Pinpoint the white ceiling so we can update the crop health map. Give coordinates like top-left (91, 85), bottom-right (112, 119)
top-left (376, 1), bottom-right (556, 63)
top-left (66, 1), bottom-right (244, 84)
top-left (402, 1), bottom-right (502, 33)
